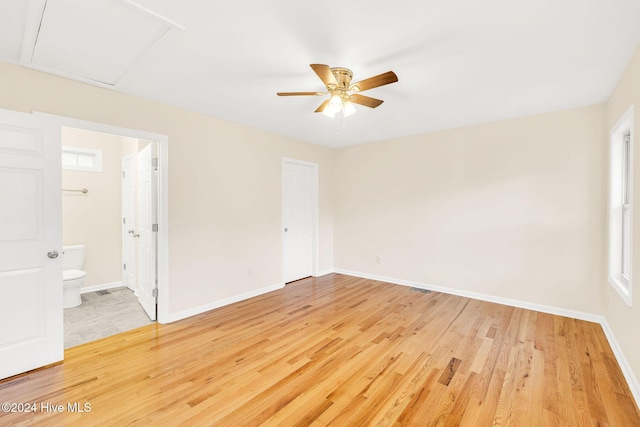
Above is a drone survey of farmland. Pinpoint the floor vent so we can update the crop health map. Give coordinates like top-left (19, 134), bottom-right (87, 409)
top-left (95, 290), bottom-right (111, 296)
top-left (410, 287), bottom-right (431, 293)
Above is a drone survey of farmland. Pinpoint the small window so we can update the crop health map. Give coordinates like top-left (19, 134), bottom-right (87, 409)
top-left (61, 146), bottom-right (102, 172)
top-left (609, 106), bottom-right (634, 306)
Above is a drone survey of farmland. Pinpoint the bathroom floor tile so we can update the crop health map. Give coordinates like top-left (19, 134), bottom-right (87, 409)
top-left (63, 287), bottom-right (154, 349)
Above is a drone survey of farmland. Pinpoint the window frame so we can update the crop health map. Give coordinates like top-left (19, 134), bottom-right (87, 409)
top-left (61, 145), bottom-right (103, 172)
top-left (608, 105), bottom-right (634, 306)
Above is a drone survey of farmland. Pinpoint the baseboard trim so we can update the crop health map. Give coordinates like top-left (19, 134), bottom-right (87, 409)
top-left (314, 269), bottom-right (334, 277)
top-left (167, 282), bottom-right (285, 323)
top-left (600, 319), bottom-right (640, 406)
top-left (334, 269), bottom-right (602, 322)
top-left (80, 281), bottom-right (123, 294)
top-left (333, 268), bottom-right (640, 408)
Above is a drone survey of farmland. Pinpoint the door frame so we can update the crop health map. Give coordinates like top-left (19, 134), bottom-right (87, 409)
top-left (281, 157), bottom-right (319, 282)
top-left (35, 112), bottom-right (170, 323)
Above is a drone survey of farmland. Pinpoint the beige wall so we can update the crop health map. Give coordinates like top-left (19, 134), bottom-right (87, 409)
top-left (122, 136), bottom-right (139, 157)
top-left (62, 127), bottom-right (124, 288)
top-left (333, 104), bottom-right (607, 314)
top-left (0, 61), bottom-right (334, 315)
top-left (606, 44), bottom-right (640, 386)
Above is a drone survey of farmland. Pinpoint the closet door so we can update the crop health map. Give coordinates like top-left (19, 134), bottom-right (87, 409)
top-left (282, 158), bottom-right (317, 283)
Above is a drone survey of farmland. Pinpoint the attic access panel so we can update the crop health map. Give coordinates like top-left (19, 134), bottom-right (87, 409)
top-left (25, 0), bottom-right (181, 86)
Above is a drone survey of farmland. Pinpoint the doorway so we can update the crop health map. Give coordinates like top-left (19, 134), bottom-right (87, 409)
top-left (61, 126), bottom-right (159, 346)
top-left (48, 113), bottom-right (170, 323)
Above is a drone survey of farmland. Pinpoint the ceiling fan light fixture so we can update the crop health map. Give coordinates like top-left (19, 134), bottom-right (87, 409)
top-left (322, 108), bottom-right (336, 118)
top-left (343, 101), bottom-right (356, 117)
top-left (323, 94), bottom-right (343, 116)
top-left (325, 94), bottom-right (357, 118)
top-left (329, 94), bottom-right (342, 108)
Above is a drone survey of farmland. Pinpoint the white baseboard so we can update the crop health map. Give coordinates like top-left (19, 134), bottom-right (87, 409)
top-left (314, 269), bottom-right (334, 277)
top-left (600, 319), bottom-right (640, 406)
top-left (167, 282), bottom-right (285, 323)
top-left (333, 269), bottom-right (602, 322)
top-left (333, 268), bottom-right (640, 408)
top-left (80, 281), bottom-right (123, 294)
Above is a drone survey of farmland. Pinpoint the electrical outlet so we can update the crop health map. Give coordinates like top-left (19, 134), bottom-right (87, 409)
top-left (375, 255), bottom-right (381, 264)
top-left (248, 268), bottom-right (253, 277)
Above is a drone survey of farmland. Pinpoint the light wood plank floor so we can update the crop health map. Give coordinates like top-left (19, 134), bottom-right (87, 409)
top-left (1, 274), bottom-right (638, 426)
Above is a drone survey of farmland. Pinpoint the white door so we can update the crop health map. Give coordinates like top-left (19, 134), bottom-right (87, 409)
top-left (282, 159), bottom-right (316, 283)
top-left (121, 155), bottom-right (136, 293)
top-left (137, 144), bottom-right (156, 320)
top-left (0, 109), bottom-right (62, 380)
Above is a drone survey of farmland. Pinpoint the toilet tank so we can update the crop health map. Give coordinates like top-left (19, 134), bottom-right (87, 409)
top-left (63, 245), bottom-right (85, 270)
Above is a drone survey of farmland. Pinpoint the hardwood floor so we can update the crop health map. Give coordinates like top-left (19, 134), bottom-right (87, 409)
top-left (1, 274), bottom-right (638, 426)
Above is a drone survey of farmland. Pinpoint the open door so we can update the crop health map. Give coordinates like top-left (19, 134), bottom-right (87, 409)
top-left (122, 154), bottom-right (136, 293)
top-left (137, 143), bottom-right (157, 320)
top-left (0, 109), bottom-right (63, 379)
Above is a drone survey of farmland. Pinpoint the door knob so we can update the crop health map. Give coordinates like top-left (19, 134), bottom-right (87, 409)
top-left (47, 250), bottom-right (59, 259)
top-left (133, 233), bottom-right (140, 238)
top-left (128, 229), bottom-right (135, 234)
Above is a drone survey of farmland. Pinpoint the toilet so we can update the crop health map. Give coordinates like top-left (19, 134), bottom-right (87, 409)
top-left (63, 245), bottom-right (87, 309)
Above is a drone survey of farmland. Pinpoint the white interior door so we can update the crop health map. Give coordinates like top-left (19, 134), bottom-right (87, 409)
top-left (0, 109), bottom-right (62, 380)
top-left (282, 159), bottom-right (316, 283)
top-left (137, 144), bottom-right (156, 320)
top-left (122, 154), bottom-right (136, 293)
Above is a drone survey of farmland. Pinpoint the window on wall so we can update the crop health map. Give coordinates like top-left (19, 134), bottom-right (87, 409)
top-left (61, 146), bottom-right (103, 172)
top-left (609, 106), bottom-right (634, 306)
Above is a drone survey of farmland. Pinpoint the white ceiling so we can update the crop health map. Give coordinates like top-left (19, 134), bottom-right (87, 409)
top-left (1, 0), bottom-right (640, 147)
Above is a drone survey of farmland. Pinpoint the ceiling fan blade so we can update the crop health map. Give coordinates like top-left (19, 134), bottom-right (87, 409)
top-left (277, 92), bottom-right (324, 96)
top-left (349, 71), bottom-right (398, 92)
top-left (349, 94), bottom-right (384, 108)
top-left (310, 64), bottom-right (338, 88)
top-left (314, 99), bottom-right (331, 113)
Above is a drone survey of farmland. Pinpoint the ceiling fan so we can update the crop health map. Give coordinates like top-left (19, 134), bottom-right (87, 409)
top-left (277, 64), bottom-right (398, 117)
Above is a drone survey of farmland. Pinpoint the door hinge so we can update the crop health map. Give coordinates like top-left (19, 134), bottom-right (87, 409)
top-left (123, 263), bottom-right (126, 270)
top-left (123, 217), bottom-right (126, 224)
top-left (152, 288), bottom-right (158, 298)
top-left (152, 157), bottom-right (158, 170)
top-left (152, 223), bottom-right (158, 232)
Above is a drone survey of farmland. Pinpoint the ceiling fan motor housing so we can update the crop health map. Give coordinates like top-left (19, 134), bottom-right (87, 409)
top-left (329, 67), bottom-right (353, 90)
top-left (329, 67), bottom-right (354, 105)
